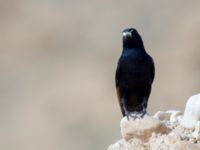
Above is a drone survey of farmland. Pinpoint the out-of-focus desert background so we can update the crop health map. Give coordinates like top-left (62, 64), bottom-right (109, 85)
top-left (0, 1), bottom-right (200, 150)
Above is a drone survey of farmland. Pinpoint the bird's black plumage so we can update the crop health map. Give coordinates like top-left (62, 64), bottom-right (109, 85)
top-left (115, 28), bottom-right (155, 118)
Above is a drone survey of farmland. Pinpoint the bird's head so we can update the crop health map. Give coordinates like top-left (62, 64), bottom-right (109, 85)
top-left (122, 28), bottom-right (144, 49)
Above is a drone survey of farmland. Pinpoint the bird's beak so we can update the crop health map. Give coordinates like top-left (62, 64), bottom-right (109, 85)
top-left (123, 32), bottom-right (132, 37)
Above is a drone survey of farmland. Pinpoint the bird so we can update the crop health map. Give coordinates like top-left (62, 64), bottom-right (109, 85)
top-left (115, 28), bottom-right (155, 119)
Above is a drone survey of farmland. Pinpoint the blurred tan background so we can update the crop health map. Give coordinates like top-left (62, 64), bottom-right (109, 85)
top-left (0, 0), bottom-right (200, 150)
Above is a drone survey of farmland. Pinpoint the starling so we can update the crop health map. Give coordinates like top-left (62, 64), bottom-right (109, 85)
top-left (115, 28), bottom-right (155, 118)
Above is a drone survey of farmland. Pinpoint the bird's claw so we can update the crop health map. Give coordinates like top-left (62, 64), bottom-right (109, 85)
top-left (125, 111), bottom-right (147, 120)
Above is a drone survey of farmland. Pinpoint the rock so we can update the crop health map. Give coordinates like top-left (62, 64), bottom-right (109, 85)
top-left (153, 111), bottom-right (171, 121)
top-left (176, 141), bottom-right (200, 150)
top-left (120, 116), bottom-right (170, 141)
top-left (107, 139), bottom-right (126, 150)
top-left (153, 110), bottom-right (182, 122)
top-left (167, 110), bottom-right (183, 122)
top-left (181, 94), bottom-right (200, 129)
top-left (192, 121), bottom-right (200, 141)
top-left (108, 94), bottom-right (200, 150)
top-left (108, 138), bottom-right (145, 150)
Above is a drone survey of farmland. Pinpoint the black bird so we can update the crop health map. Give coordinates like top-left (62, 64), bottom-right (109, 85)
top-left (115, 28), bottom-right (155, 118)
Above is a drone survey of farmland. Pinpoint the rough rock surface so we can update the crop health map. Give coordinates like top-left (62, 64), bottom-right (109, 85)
top-left (120, 116), bottom-right (170, 141)
top-left (108, 94), bottom-right (200, 150)
top-left (181, 94), bottom-right (200, 129)
top-left (108, 112), bottom-right (200, 150)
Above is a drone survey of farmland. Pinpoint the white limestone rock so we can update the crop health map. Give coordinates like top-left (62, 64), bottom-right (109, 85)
top-left (181, 94), bottom-right (200, 129)
top-left (107, 139), bottom-right (126, 150)
top-left (108, 94), bottom-right (200, 150)
top-left (192, 121), bottom-right (200, 141)
top-left (153, 111), bottom-right (171, 120)
top-left (153, 110), bottom-right (182, 122)
top-left (120, 116), bottom-right (170, 141)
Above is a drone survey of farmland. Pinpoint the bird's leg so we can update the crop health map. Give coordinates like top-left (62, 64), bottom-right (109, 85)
top-left (138, 109), bottom-right (146, 118)
top-left (136, 97), bottom-right (148, 118)
top-left (123, 105), bottom-right (131, 120)
top-left (128, 109), bottom-right (146, 118)
top-left (121, 98), bottom-right (131, 120)
top-left (130, 102), bottom-right (147, 119)
top-left (129, 112), bottom-right (140, 119)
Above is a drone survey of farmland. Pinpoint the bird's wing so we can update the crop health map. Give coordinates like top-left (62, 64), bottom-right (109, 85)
top-left (115, 59), bottom-right (125, 116)
top-left (115, 60), bottom-right (121, 87)
top-left (150, 57), bottom-right (155, 83)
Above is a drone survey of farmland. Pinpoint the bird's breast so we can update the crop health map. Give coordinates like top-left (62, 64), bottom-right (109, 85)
top-left (120, 56), bottom-right (152, 85)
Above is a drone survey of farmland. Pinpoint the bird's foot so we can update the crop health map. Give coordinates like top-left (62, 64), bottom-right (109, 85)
top-left (125, 112), bottom-right (141, 120)
top-left (125, 111), bottom-right (148, 120)
top-left (125, 111), bottom-right (132, 120)
top-left (123, 104), bottom-right (132, 120)
top-left (137, 112), bottom-right (146, 118)
top-left (137, 110), bottom-right (148, 118)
